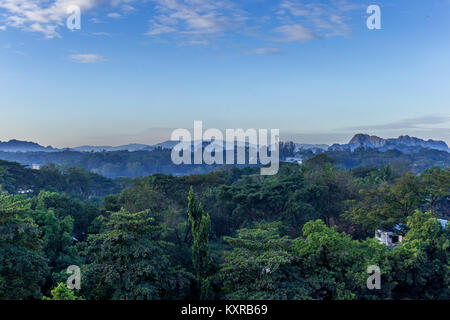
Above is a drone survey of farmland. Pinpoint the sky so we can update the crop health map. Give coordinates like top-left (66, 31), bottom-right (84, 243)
top-left (0, 0), bottom-right (449, 148)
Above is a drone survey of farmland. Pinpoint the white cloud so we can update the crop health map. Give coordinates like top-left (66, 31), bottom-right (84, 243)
top-left (0, 0), bottom-right (363, 46)
top-left (189, 39), bottom-right (209, 45)
top-left (274, 0), bottom-right (362, 42)
top-left (0, 0), bottom-right (134, 38)
top-left (342, 115), bottom-right (450, 131)
top-left (273, 24), bottom-right (316, 42)
top-left (146, 24), bottom-right (176, 35)
top-left (245, 48), bottom-right (282, 55)
top-left (92, 31), bottom-right (113, 36)
top-left (107, 12), bottom-right (121, 18)
top-left (69, 53), bottom-right (105, 63)
top-left (0, 0), bottom-right (97, 38)
top-left (146, 0), bottom-right (247, 40)
top-left (121, 4), bottom-right (135, 12)
top-left (144, 0), bottom-right (361, 45)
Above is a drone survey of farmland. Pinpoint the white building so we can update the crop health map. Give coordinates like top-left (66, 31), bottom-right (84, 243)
top-left (375, 227), bottom-right (404, 247)
top-left (376, 219), bottom-right (447, 247)
top-left (17, 189), bottom-right (33, 194)
top-left (285, 157), bottom-right (303, 165)
top-left (437, 219), bottom-right (448, 229)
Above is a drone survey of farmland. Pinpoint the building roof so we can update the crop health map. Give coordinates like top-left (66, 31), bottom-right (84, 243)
top-left (437, 219), bottom-right (448, 229)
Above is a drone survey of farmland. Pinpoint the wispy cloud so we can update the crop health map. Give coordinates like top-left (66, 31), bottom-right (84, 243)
top-left (0, 0), bottom-right (365, 46)
top-left (145, 0), bottom-right (362, 45)
top-left (273, 24), bottom-right (316, 42)
top-left (273, 0), bottom-right (362, 42)
top-left (245, 47), bottom-right (282, 55)
top-left (146, 24), bottom-right (176, 36)
top-left (0, 0), bottom-right (133, 38)
top-left (2, 41), bottom-right (26, 55)
top-left (92, 31), bottom-right (113, 36)
top-left (146, 0), bottom-right (247, 41)
top-left (342, 115), bottom-right (450, 131)
top-left (107, 12), bottom-right (121, 18)
top-left (0, 0), bottom-right (96, 38)
top-left (69, 53), bottom-right (105, 63)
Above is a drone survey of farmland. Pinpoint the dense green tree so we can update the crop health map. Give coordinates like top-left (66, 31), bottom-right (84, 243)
top-left (302, 162), bottom-right (357, 227)
top-left (43, 282), bottom-right (84, 300)
top-left (0, 155), bottom-right (448, 301)
top-left (117, 180), bottom-right (167, 214)
top-left (0, 195), bottom-right (48, 299)
top-left (219, 222), bottom-right (309, 299)
top-left (0, 160), bottom-right (39, 194)
top-left (420, 167), bottom-right (450, 216)
top-left (30, 203), bottom-right (80, 286)
top-left (345, 172), bottom-right (427, 233)
top-left (292, 220), bottom-right (392, 300)
top-left (187, 187), bottom-right (212, 299)
top-left (389, 211), bottom-right (449, 299)
top-left (34, 191), bottom-right (100, 240)
top-left (83, 208), bottom-right (191, 300)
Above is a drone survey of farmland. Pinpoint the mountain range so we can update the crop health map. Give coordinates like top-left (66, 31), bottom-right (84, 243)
top-left (70, 144), bottom-right (154, 152)
top-left (0, 134), bottom-right (448, 154)
top-left (0, 139), bottom-right (324, 153)
top-left (330, 134), bottom-right (449, 153)
top-left (0, 139), bottom-right (57, 152)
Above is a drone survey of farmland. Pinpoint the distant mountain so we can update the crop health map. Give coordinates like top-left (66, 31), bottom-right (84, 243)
top-left (0, 136), bottom-right (448, 178)
top-left (0, 139), bottom-right (57, 152)
top-left (330, 134), bottom-right (449, 153)
top-left (294, 143), bottom-right (329, 152)
top-left (70, 144), bottom-right (153, 152)
top-left (1, 134), bottom-right (448, 155)
top-left (387, 135), bottom-right (448, 151)
top-left (155, 140), bottom-right (261, 151)
top-left (0, 140), bottom-right (157, 153)
top-left (153, 140), bottom-right (180, 150)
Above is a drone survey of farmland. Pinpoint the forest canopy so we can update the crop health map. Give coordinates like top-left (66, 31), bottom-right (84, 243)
top-left (0, 156), bottom-right (449, 300)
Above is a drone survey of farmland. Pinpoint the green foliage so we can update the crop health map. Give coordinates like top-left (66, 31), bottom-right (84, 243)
top-left (83, 208), bottom-right (192, 300)
top-left (117, 180), bottom-right (167, 214)
top-left (43, 282), bottom-right (84, 300)
top-left (302, 162), bottom-right (357, 226)
top-left (0, 160), bottom-right (120, 199)
top-left (421, 167), bottom-right (450, 216)
top-left (219, 222), bottom-right (308, 300)
top-left (33, 190), bottom-right (100, 241)
top-left (292, 220), bottom-right (393, 300)
top-left (0, 146), bottom-right (448, 179)
top-left (0, 149), bottom-right (225, 179)
top-left (187, 187), bottom-right (212, 299)
top-left (38, 164), bottom-right (121, 198)
top-left (0, 157), bottom-right (448, 301)
top-left (388, 211), bottom-right (449, 299)
top-left (0, 195), bottom-right (48, 299)
top-left (327, 148), bottom-right (449, 174)
top-left (30, 204), bottom-right (79, 280)
top-left (345, 169), bottom-right (450, 233)
top-left (0, 160), bottom-right (39, 194)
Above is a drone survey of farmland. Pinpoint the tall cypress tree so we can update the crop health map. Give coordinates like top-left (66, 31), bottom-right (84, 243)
top-left (187, 186), bottom-right (211, 299)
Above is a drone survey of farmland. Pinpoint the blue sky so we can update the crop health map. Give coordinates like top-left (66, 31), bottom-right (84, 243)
top-left (0, 0), bottom-right (450, 147)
